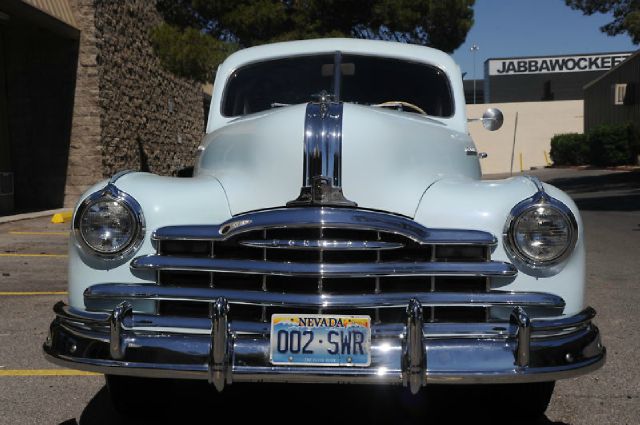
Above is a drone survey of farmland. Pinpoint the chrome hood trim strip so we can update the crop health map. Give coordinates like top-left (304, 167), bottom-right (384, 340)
top-left (287, 101), bottom-right (356, 206)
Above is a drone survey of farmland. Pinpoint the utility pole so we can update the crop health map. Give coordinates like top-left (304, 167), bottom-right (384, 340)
top-left (470, 44), bottom-right (479, 104)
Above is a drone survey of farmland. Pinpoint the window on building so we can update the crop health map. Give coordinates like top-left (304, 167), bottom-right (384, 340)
top-left (542, 80), bottom-right (554, 101)
top-left (613, 83), bottom-right (627, 105)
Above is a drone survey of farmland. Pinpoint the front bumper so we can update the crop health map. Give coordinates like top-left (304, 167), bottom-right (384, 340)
top-left (44, 299), bottom-right (605, 393)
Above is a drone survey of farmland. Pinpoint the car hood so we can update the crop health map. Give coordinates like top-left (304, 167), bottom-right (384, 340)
top-left (197, 103), bottom-right (481, 218)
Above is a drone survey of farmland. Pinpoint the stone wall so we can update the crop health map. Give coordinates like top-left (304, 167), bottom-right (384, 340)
top-left (94, 0), bottom-right (204, 178)
top-left (65, 0), bottom-right (102, 207)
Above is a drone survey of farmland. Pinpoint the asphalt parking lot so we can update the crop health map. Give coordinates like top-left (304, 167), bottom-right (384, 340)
top-left (0, 168), bottom-right (638, 425)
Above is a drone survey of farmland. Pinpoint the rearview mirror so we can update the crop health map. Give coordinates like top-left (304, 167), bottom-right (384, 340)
top-left (321, 63), bottom-right (356, 77)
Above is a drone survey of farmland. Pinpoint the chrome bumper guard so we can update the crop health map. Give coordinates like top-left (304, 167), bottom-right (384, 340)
top-left (44, 298), bottom-right (605, 393)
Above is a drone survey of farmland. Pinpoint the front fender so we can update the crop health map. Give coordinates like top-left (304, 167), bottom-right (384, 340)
top-left (68, 173), bottom-right (232, 310)
top-left (414, 176), bottom-right (586, 316)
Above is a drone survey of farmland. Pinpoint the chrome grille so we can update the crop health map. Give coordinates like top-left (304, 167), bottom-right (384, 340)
top-left (113, 207), bottom-right (542, 325)
top-left (156, 272), bottom-right (491, 321)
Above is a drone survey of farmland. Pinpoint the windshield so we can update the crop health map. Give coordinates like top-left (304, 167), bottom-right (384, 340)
top-left (222, 53), bottom-right (454, 117)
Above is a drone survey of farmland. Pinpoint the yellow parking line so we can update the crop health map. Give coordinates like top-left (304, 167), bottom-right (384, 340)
top-left (0, 369), bottom-right (100, 376)
top-left (8, 231), bottom-right (69, 236)
top-left (0, 253), bottom-right (67, 258)
top-left (0, 291), bottom-right (67, 296)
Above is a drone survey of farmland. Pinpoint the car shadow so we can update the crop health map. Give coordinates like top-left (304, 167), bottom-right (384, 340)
top-left (546, 170), bottom-right (639, 194)
top-left (572, 192), bottom-right (640, 212)
top-left (58, 383), bottom-right (571, 425)
top-left (546, 171), bottom-right (640, 212)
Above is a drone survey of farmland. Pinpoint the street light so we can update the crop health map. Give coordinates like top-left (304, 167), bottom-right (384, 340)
top-left (470, 44), bottom-right (479, 104)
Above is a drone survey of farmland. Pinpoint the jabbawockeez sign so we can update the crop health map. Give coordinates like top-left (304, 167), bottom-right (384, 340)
top-left (488, 53), bottom-right (631, 76)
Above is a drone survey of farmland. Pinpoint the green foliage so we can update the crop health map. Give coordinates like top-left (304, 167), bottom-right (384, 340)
top-left (149, 24), bottom-right (238, 83)
top-left (550, 133), bottom-right (589, 165)
top-left (565, 0), bottom-right (640, 44)
top-left (551, 124), bottom-right (640, 166)
top-left (152, 0), bottom-right (475, 82)
top-left (588, 123), bottom-right (639, 166)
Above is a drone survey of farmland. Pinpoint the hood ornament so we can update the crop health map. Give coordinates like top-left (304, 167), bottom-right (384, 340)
top-left (287, 99), bottom-right (356, 207)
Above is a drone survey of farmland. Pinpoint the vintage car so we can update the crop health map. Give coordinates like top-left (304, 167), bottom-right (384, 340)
top-left (44, 38), bottom-right (605, 417)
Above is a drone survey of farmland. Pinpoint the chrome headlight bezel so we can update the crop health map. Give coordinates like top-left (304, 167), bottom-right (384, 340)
top-left (503, 191), bottom-right (578, 270)
top-left (73, 184), bottom-right (145, 261)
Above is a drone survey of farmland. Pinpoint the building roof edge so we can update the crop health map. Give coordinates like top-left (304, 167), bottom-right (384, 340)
top-left (583, 49), bottom-right (640, 90)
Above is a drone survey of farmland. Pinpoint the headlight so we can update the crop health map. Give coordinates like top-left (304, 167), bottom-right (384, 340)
top-left (504, 192), bottom-right (577, 268)
top-left (74, 184), bottom-right (145, 260)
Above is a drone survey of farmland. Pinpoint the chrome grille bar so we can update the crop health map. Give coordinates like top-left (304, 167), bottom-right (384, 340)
top-left (85, 284), bottom-right (564, 310)
top-left (131, 256), bottom-right (517, 277)
top-left (151, 207), bottom-right (497, 246)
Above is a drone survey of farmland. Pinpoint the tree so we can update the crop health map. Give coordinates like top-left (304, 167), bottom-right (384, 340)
top-left (565, 0), bottom-right (640, 44)
top-left (151, 0), bottom-right (475, 82)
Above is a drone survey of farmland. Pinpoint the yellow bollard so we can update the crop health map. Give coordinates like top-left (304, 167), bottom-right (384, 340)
top-left (51, 211), bottom-right (73, 224)
top-left (519, 152), bottom-right (524, 172)
top-left (543, 151), bottom-right (551, 166)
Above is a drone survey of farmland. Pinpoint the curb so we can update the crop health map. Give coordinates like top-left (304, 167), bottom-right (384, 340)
top-left (0, 208), bottom-right (71, 225)
top-left (51, 211), bottom-right (73, 224)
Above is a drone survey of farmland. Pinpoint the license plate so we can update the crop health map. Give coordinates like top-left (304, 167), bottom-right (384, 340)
top-left (270, 314), bottom-right (371, 367)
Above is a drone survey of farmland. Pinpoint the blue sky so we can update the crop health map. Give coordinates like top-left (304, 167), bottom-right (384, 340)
top-left (451, 0), bottom-right (638, 80)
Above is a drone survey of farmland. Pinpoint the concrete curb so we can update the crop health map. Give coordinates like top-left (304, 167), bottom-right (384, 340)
top-left (0, 208), bottom-right (71, 224)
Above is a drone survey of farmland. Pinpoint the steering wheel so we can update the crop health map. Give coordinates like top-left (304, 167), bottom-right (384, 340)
top-left (373, 101), bottom-right (427, 115)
